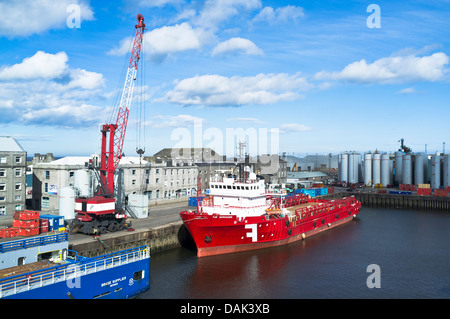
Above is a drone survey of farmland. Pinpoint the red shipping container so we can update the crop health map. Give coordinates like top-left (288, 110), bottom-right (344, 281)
top-left (434, 189), bottom-right (448, 197)
top-left (424, 188), bottom-right (432, 195)
top-left (39, 219), bottom-right (49, 233)
top-left (13, 219), bottom-right (39, 229)
top-left (19, 228), bottom-right (39, 237)
top-left (411, 185), bottom-right (417, 191)
top-left (13, 210), bottom-right (39, 221)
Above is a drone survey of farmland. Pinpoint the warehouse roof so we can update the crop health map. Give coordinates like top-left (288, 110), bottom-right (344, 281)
top-left (0, 136), bottom-right (25, 152)
top-left (287, 171), bottom-right (327, 179)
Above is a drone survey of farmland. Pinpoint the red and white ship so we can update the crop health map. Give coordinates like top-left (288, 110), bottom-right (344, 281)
top-left (180, 170), bottom-right (361, 257)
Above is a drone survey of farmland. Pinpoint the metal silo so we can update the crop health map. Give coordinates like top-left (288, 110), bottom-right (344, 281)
top-left (394, 151), bottom-right (403, 185)
top-left (431, 154), bottom-right (441, 189)
top-left (443, 155), bottom-right (450, 187)
top-left (340, 153), bottom-right (348, 183)
top-left (381, 153), bottom-right (390, 187)
top-left (414, 153), bottom-right (424, 185)
top-left (372, 153), bottom-right (381, 185)
top-left (348, 152), bottom-right (360, 184)
top-left (364, 153), bottom-right (372, 186)
top-left (402, 154), bottom-right (412, 185)
top-left (389, 156), bottom-right (394, 186)
top-left (348, 153), bottom-right (355, 183)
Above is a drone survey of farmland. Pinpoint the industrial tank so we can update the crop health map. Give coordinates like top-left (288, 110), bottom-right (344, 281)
top-left (364, 153), bottom-right (372, 186)
top-left (347, 152), bottom-right (360, 184)
top-left (414, 153), bottom-right (424, 185)
top-left (74, 169), bottom-right (92, 198)
top-left (394, 151), bottom-right (403, 185)
top-left (443, 155), bottom-right (450, 187)
top-left (372, 153), bottom-right (381, 185)
top-left (340, 153), bottom-right (348, 183)
top-left (402, 154), bottom-right (412, 185)
top-left (59, 186), bottom-right (75, 221)
top-left (430, 154), bottom-right (441, 189)
top-left (381, 153), bottom-right (390, 187)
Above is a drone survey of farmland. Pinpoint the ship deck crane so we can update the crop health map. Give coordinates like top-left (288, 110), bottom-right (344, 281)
top-left (71, 14), bottom-right (146, 235)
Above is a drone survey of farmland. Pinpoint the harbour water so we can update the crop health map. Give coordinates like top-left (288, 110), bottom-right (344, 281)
top-left (139, 207), bottom-right (450, 299)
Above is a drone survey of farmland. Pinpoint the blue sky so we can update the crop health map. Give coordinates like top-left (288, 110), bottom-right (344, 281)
top-left (0, 0), bottom-right (449, 158)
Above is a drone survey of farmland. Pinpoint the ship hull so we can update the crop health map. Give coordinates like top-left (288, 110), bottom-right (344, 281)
top-left (180, 196), bottom-right (361, 257)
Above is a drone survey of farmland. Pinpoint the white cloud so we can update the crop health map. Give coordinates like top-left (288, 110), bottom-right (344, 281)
top-left (279, 123), bottom-right (311, 133)
top-left (194, 0), bottom-right (261, 31)
top-left (0, 51), bottom-right (68, 80)
top-left (253, 6), bottom-right (305, 24)
top-left (160, 72), bottom-right (312, 106)
top-left (397, 87), bottom-right (416, 94)
top-left (151, 114), bottom-right (204, 128)
top-left (226, 117), bottom-right (265, 124)
top-left (315, 52), bottom-right (449, 84)
top-left (67, 68), bottom-right (104, 90)
top-left (109, 22), bottom-right (208, 62)
top-left (212, 37), bottom-right (263, 56)
top-left (0, 51), bottom-right (106, 127)
top-left (0, 0), bottom-right (94, 37)
top-left (22, 103), bottom-right (104, 127)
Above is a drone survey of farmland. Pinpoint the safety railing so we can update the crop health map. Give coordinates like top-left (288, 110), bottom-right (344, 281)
top-left (0, 245), bottom-right (149, 298)
top-left (0, 233), bottom-right (68, 253)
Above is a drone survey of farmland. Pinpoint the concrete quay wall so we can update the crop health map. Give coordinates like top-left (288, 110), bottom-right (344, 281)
top-left (69, 221), bottom-right (194, 258)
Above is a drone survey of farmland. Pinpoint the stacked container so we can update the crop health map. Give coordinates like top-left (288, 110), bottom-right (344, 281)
top-left (12, 210), bottom-right (40, 237)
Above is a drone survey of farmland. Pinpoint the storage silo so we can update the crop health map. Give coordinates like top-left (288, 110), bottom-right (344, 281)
top-left (389, 156), bottom-right (394, 186)
top-left (431, 154), bottom-right (441, 189)
top-left (414, 153), bottom-right (424, 185)
top-left (372, 153), bottom-right (381, 185)
top-left (394, 151), bottom-right (403, 185)
top-left (74, 169), bottom-right (92, 198)
top-left (364, 153), bottom-right (372, 186)
top-left (402, 154), bottom-right (412, 185)
top-left (340, 153), bottom-right (348, 183)
top-left (58, 186), bottom-right (75, 221)
top-left (443, 155), bottom-right (450, 187)
top-left (381, 153), bottom-right (390, 187)
top-left (348, 153), bottom-right (354, 183)
top-left (348, 152), bottom-right (360, 184)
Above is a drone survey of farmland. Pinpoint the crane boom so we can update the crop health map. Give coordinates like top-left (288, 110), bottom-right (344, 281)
top-left (99, 14), bottom-right (146, 196)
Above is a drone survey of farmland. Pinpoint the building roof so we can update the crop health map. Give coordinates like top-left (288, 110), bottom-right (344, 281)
top-left (0, 136), bottom-right (25, 152)
top-left (287, 171), bottom-right (328, 179)
top-left (36, 156), bottom-right (149, 167)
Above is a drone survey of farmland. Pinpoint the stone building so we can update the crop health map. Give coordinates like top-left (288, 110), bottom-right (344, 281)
top-left (0, 137), bottom-right (27, 222)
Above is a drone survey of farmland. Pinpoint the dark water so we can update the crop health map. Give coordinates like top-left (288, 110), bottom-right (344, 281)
top-left (139, 208), bottom-right (450, 299)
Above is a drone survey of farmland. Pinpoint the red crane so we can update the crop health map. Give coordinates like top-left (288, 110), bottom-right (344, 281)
top-left (72, 14), bottom-right (146, 235)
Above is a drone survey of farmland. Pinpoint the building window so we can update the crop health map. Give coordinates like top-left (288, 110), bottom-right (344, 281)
top-left (0, 169), bottom-right (5, 177)
top-left (155, 178), bottom-right (159, 184)
top-left (15, 204), bottom-right (21, 211)
top-left (156, 190), bottom-right (160, 198)
top-left (15, 183), bottom-right (21, 190)
top-left (15, 156), bottom-right (21, 163)
top-left (15, 169), bottom-right (21, 177)
top-left (132, 180), bottom-right (136, 185)
top-left (156, 168), bottom-right (160, 174)
top-left (15, 195), bottom-right (21, 200)
top-left (44, 183), bottom-right (48, 193)
top-left (42, 197), bottom-right (49, 208)
top-left (0, 183), bottom-right (5, 191)
top-left (69, 171), bottom-right (74, 178)
top-left (0, 206), bottom-right (5, 215)
top-left (0, 197), bottom-right (5, 201)
top-left (45, 171), bottom-right (50, 179)
top-left (0, 157), bottom-right (6, 164)
top-left (145, 169), bottom-right (150, 175)
top-left (132, 169), bottom-right (136, 175)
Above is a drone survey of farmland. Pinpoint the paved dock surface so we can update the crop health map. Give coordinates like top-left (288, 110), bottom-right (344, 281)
top-left (68, 201), bottom-right (191, 246)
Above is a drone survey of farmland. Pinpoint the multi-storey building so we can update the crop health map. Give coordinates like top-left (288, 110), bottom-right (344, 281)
top-left (0, 137), bottom-right (27, 223)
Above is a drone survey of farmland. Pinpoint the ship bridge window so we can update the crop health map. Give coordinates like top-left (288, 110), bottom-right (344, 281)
top-left (246, 187), bottom-right (249, 190)
top-left (227, 186), bottom-right (231, 189)
top-left (233, 186), bottom-right (236, 189)
top-left (134, 270), bottom-right (145, 281)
